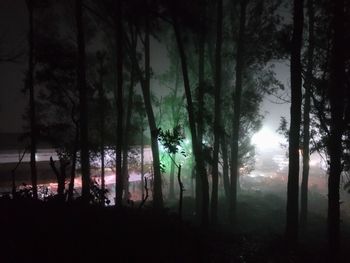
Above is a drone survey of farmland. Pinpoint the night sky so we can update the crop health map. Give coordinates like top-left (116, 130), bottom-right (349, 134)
top-left (0, 0), bottom-right (290, 134)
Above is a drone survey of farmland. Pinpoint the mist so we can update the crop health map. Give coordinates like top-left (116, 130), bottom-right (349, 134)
top-left (1, 0), bottom-right (349, 262)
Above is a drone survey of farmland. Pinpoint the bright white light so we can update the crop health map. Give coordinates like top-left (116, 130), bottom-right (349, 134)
top-left (309, 159), bottom-right (318, 167)
top-left (251, 126), bottom-right (285, 152)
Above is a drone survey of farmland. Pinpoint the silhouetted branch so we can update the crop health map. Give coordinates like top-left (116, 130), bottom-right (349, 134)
top-left (139, 177), bottom-right (149, 209)
top-left (11, 148), bottom-right (27, 196)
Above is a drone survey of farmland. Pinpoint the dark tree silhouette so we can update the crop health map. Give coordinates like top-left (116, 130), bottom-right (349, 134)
top-left (300, 0), bottom-right (314, 229)
top-left (114, 0), bottom-right (124, 206)
top-left (328, 0), bottom-right (345, 258)
top-left (26, 0), bottom-right (38, 200)
top-left (195, 0), bottom-right (207, 223)
top-left (229, 0), bottom-right (247, 223)
top-left (172, 6), bottom-right (210, 226)
top-left (96, 51), bottom-right (107, 202)
top-left (211, 0), bottom-right (223, 225)
top-left (286, 0), bottom-right (303, 246)
top-left (75, 0), bottom-right (90, 200)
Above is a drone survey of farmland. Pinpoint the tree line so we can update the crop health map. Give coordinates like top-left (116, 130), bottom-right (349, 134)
top-left (2, 0), bottom-right (349, 259)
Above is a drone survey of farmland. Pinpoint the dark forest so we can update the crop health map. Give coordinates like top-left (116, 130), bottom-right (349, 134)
top-left (0, 0), bottom-right (349, 262)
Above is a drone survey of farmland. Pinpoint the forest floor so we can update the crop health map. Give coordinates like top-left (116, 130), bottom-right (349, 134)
top-left (1, 192), bottom-right (349, 263)
top-left (1, 161), bottom-right (349, 262)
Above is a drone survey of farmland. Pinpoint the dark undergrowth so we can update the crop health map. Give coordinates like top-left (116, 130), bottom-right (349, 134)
top-left (0, 193), bottom-right (349, 263)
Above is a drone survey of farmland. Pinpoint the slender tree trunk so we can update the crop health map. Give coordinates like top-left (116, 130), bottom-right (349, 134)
top-left (97, 53), bottom-right (106, 200)
top-left (169, 60), bottom-right (180, 201)
top-left (67, 130), bottom-right (78, 202)
top-left (143, 14), bottom-right (163, 209)
top-left (169, 153), bottom-right (176, 199)
top-left (115, 0), bottom-right (124, 206)
top-left (221, 134), bottom-right (230, 201)
top-left (211, 0), bottom-right (223, 225)
top-left (286, 0), bottom-right (303, 246)
top-left (300, 0), bottom-right (314, 229)
top-left (177, 164), bottom-right (183, 219)
top-left (140, 126), bottom-right (144, 200)
top-left (26, 0), bottom-right (38, 199)
top-left (328, 0), bottom-right (345, 258)
top-left (59, 159), bottom-right (68, 197)
top-left (195, 0), bottom-right (207, 224)
top-left (122, 65), bottom-right (134, 201)
top-left (75, 0), bottom-right (90, 201)
top-left (229, 0), bottom-right (247, 223)
top-left (172, 15), bottom-right (209, 226)
top-left (123, 26), bottom-right (157, 205)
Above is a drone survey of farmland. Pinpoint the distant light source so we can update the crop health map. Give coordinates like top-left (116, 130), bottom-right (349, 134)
top-left (251, 126), bottom-right (284, 152)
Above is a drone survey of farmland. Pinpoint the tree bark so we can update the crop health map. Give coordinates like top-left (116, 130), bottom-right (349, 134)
top-left (140, 126), bottom-right (145, 200)
top-left (67, 129), bottom-right (78, 202)
top-left (26, 0), bottom-right (38, 199)
top-left (123, 21), bottom-right (163, 208)
top-left (172, 14), bottom-right (209, 226)
top-left (169, 153), bottom-right (176, 199)
top-left (300, 0), bottom-right (314, 229)
top-left (195, 0), bottom-right (206, 222)
top-left (286, 0), bottom-right (303, 246)
top-left (122, 63), bottom-right (134, 202)
top-left (328, 0), bottom-right (345, 258)
top-left (221, 134), bottom-right (230, 201)
top-left (115, 0), bottom-right (124, 206)
top-left (211, 0), bottom-right (223, 225)
top-left (97, 53), bottom-right (106, 200)
top-left (143, 13), bottom-right (163, 209)
top-left (229, 0), bottom-right (247, 223)
top-left (75, 0), bottom-right (90, 201)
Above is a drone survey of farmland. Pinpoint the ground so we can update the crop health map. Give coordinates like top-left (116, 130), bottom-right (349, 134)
top-left (1, 192), bottom-right (349, 263)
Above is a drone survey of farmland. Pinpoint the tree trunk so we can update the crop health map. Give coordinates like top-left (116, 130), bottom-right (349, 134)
top-left (169, 153), bottom-right (176, 199)
top-left (122, 64), bottom-right (134, 202)
top-left (26, 0), bottom-right (38, 199)
top-left (143, 14), bottom-right (163, 209)
top-left (177, 164), bottom-right (183, 220)
top-left (123, 23), bottom-right (161, 206)
top-left (286, 0), bottom-right (303, 246)
top-left (115, 0), bottom-right (124, 206)
top-left (169, 60), bottom-right (180, 201)
top-left (140, 126), bottom-right (145, 200)
top-left (97, 53), bottom-right (106, 200)
top-left (221, 134), bottom-right (230, 201)
top-left (328, 0), bottom-right (345, 258)
top-left (195, 2), bottom-right (206, 222)
top-left (68, 135), bottom-right (78, 202)
top-left (211, 0), bottom-right (223, 225)
top-left (229, 0), bottom-right (247, 223)
top-left (300, 0), bottom-right (314, 229)
top-left (75, 0), bottom-right (90, 201)
top-left (172, 14), bottom-right (209, 226)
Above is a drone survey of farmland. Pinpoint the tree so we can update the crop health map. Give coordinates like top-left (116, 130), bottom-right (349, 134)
top-left (229, 0), bottom-right (247, 223)
top-left (158, 125), bottom-right (186, 218)
top-left (25, 0), bottom-right (38, 199)
top-left (75, 0), bottom-right (90, 201)
top-left (171, 3), bottom-right (210, 226)
top-left (157, 54), bottom-right (185, 200)
top-left (300, 0), bottom-right (314, 229)
top-left (327, 0), bottom-right (345, 257)
top-left (286, 0), bottom-right (303, 246)
top-left (96, 51), bottom-right (108, 202)
top-left (114, 0), bottom-right (124, 206)
top-left (143, 7), bottom-right (164, 209)
top-left (211, 0), bottom-right (223, 224)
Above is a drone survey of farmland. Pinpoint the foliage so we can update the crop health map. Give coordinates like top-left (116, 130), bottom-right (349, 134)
top-left (89, 178), bottom-right (110, 206)
top-left (158, 125), bottom-right (185, 156)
